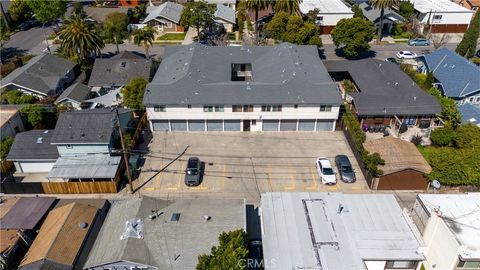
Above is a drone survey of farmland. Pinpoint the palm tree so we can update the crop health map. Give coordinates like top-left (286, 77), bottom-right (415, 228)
top-left (58, 13), bottom-right (104, 63)
top-left (274, 0), bottom-right (301, 15)
top-left (245, 0), bottom-right (269, 31)
top-left (370, 0), bottom-right (399, 43)
top-left (132, 26), bottom-right (157, 58)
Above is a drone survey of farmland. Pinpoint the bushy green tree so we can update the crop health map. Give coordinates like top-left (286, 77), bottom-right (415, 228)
top-left (180, 1), bottom-right (216, 40)
top-left (456, 10), bottom-right (480, 58)
top-left (20, 104), bottom-right (44, 128)
top-left (331, 17), bottom-right (375, 58)
top-left (8, 0), bottom-right (33, 25)
top-left (131, 4), bottom-right (146, 23)
top-left (430, 127), bottom-right (456, 147)
top-left (274, 0), bottom-right (299, 15)
top-left (454, 123), bottom-right (480, 149)
top-left (264, 12), bottom-right (289, 40)
top-left (197, 229), bottom-right (248, 270)
top-left (352, 4), bottom-right (364, 18)
top-left (264, 12), bottom-right (322, 47)
top-left (426, 87), bottom-right (462, 127)
top-left (0, 14), bottom-right (9, 44)
top-left (25, 0), bottom-right (67, 24)
top-left (0, 137), bottom-right (14, 161)
top-left (398, 1), bottom-right (414, 19)
top-left (0, 90), bottom-right (39, 104)
top-left (122, 77), bottom-right (148, 109)
top-left (104, 12), bottom-right (129, 53)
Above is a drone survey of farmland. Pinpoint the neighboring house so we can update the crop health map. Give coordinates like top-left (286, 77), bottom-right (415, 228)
top-left (418, 48), bottom-right (480, 104)
top-left (214, 4), bottom-right (236, 32)
top-left (359, 2), bottom-right (405, 34)
top-left (200, 0), bottom-right (236, 10)
top-left (325, 59), bottom-right (442, 136)
top-left (299, 0), bottom-right (354, 34)
top-left (17, 203), bottom-right (101, 270)
top-left (0, 54), bottom-right (77, 98)
top-left (83, 6), bottom-right (130, 22)
top-left (261, 192), bottom-right (424, 270)
top-left (458, 103), bottom-right (480, 126)
top-left (143, 2), bottom-right (185, 33)
top-left (144, 43), bottom-right (342, 132)
top-left (84, 196), bottom-right (246, 270)
top-left (409, 0), bottom-right (474, 33)
top-left (55, 82), bottom-right (92, 110)
top-left (454, 0), bottom-right (480, 11)
top-left (87, 52), bottom-right (153, 107)
top-left (411, 193), bottom-right (480, 270)
top-left (0, 197), bottom-right (56, 270)
top-left (363, 137), bottom-right (432, 190)
top-left (0, 109), bottom-right (25, 141)
top-left (6, 130), bottom-right (58, 174)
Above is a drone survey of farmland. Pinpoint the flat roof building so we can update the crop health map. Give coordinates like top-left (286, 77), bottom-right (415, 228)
top-left (261, 192), bottom-right (424, 270)
top-left (299, 0), bottom-right (354, 33)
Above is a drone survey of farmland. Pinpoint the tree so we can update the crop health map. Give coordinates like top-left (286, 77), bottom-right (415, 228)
top-left (122, 77), bottom-right (148, 109)
top-left (305, 9), bottom-right (319, 23)
top-left (331, 17), bottom-right (375, 58)
top-left (426, 87), bottom-right (462, 127)
top-left (20, 104), bottom-right (44, 128)
top-left (456, 10), bottom-right (480, 58)
top-left (104, 12), bottom-right (129, 53)
top-left (197, 229), bottom-right (248, 270)
top-left (454, 124), bottom-right (480, 149)
top-left (352, 4), bottom-right (364, 18)
top-left (180, 1), bottom-right (216, 40)
top-left (8, 0), bottom-right (33, 25)
top-left (0, 90), bottom-right (38, 104)
top-left (0, 14), bottom-right (9, 44)
top-left (274, 0), bottom-right (300, 15)
top-left (264, 12), bottom-right (322, 47)
top-left (245, 0), bottom-right (269, 31)
top-left (398, 1), bottom-right (414, 19)
top-left (25, 0), bottom-right (67, 24)
top-left (264, 12), bottom-right (289, 40)
top-left (132, 26), bottom-right (156, 58)
top-left (430, 127), bottom-right (456, 147)
top-left (58, 13), bottom-right (104, 66)
top-left (369, 0), bottom-right (399, 43)
top-left (0, 137), bottom-right (14, 161)
top-left (131, 4), bottom-right (146, 23)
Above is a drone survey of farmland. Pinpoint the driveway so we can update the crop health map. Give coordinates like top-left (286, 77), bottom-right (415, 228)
top-left (133, 132), bottom-right (369, 202)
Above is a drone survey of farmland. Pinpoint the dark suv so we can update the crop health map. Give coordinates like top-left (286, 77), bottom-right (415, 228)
top-left (335, 155), bottom-right (356, 183)
top-left (184, 157), bottom-right (202, 186)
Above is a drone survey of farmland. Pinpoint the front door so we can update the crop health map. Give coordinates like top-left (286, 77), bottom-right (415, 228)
top-left (243, 120), bottom-right (250, 131)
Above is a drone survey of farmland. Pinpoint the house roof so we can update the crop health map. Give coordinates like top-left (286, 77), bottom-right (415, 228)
top-left (88, 52), bottom-right (152, 87)
top-left (214, 4), bottom-right (236, 24)
top-left (363, 137), bottom-right (432, 175)
top-left (325, 59), bottom-right (441, 116)
top-left (18, 203), bottom-right (98, 269)
top-left (50, 108), bottom-right (129, 144)
top-left (261, 192), bottom-right (423, 269)
top-left (47, 154), bottom-right (121, 179)
top-left (417, 193), bottom-right (480, 260)
top-left (144, 43), bottom-right (342, 106)
top-left (360, 3), bottom-right (405, 24)
top-left (0, 197), bottom-right (56, 230)
top-left (84, 197), bottom-right (245, 269)
top-left (6, 130), bottom-right (59, 161)
top-left (56, 82), bottom-right (91, 104)
top-left (0, 230), bottom-right (21, 255)
top-left (83, 6), bottom-right (130, 22)
top-left (143, 2), bottom-right (184, 24)
top-left (0, 109), bottom-right (19, 128)
top-left (300, 0), bottom-right (353, 15)
top-left (0, 197), bottom-right (19, 219)
top-left (458, 103), bottom-right (480, 125)
top-left (412, 0), bottom-right (474, 13)
top-left (423, 48), bottom-right (480, 98)
top-left (1, 54), bottom-right (76, 96)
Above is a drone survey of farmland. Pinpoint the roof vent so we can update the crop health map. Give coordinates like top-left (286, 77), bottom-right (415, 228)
top-left (171, 213), bottom-right (181, 222)
top-left (44, 130), bottom-right (49, 134)
top-left (414, 96), bottom-right (417, 101)
top-left (36, 137), bottom-right (43, 144)
top-left (80, 132), bottom-right (85, 137)
top-left (68, 124), bottom-right (72, 128)
top-left (337, 203), bottom-right (344, 214)
top-left (148, 210), bottom-right (163, 220)
top-left (204, 215), bottom-right (211, 221)
top-left (121, 61), bottom-right (126, 68)
top-left (78, 222), bottom-right (88, 229)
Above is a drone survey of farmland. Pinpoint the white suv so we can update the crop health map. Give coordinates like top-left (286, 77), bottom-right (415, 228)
top-left (396, 51), bottom-right (418, 59)
top-left (316, 157), bottom-right (337, 185)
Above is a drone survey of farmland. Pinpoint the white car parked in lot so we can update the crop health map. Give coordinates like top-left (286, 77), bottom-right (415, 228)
top-left (316, 157), bottom-right (337, 185)
top-left (396, 51), bottom-right (418, 59)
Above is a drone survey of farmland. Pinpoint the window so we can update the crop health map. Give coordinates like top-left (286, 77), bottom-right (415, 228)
top-left (433, 15), bottom-right (443, 22)
top-left (294, 104), bottom-right (298, 109)
top-left (261, 105), bottom-right (282, 112)
top-left (204, 106), bottom-right (214, 112)
top-left (215, 105), bottom-right (224, 112)
top-left (154, 106), bottom-right (166, 112)
top-left (204, 105), bottom-right (224, 112)
top-left (252, 120), bottom-right (256, 125)
top-left (469, 97), bottom-right (475, 103)
top-left (233, 105), bottom-right (253, 112)
top-left (243, 105), bottom-right (253, 112)
top-left (457, 260), bottom-right (480, 269)
top-left (385, 261), bottom-right (419, 269)
top-left (188, 105), bottom-right (191, 109)
top-left (476, 97), bottom-right (480, 103)
top-left (320, 105), bottom-right (332, 112)
top-left (66, 144), bottom-right (73, 149)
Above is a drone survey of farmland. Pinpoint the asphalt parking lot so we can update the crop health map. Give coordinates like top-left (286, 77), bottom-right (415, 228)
top-left (135, 132), bottom-right (369, 201)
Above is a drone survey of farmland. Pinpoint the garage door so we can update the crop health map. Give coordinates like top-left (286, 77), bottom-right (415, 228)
top-left (207, 120), bottom-right (223, 131)
top-left (262, 120), bottom-right (279, 131)
top-left (280, 120), bottom-right (297, 131)
top-left (224, 120), bottom-right (240, 131)
top-left (152, 120), bottom-right (169, 131)
top-left (171, 120), bottom-right (188, 131)
top-left (188, 120), bottom-right (205, 131)
top-left (316, 120), bottom-right (334, 131)
top-left (298, 119), bottom-right (315, 131)
top-left (19, 162), bottom-right (55, 173)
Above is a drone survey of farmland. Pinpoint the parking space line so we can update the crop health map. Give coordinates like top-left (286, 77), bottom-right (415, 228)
top-left (305, 167), bottom-right (318, 191)
top-left (267, 167), bottom-right (273, 192)
top-left (143, 187), bottom-right (155, 191)
top-left (167, 187), bottom-right (178, 191)
top-left (188, 186), bottom-right (208, 191)
top-left (284, 167), bottom-right (296, 190)
top-left (328, 186), bottom-right (338, 191)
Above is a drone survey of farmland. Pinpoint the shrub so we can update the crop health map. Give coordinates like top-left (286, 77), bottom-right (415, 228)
top-left (410, 134), bottom-right (423, 146)
top-left (342, 79), bottom-right (356, 93)
top-left (430, 127), bottom-right (456, 147)
top-left (0, 137), bottom-right (14, 161)
top-left (454, 124), bottom-right (480, 149)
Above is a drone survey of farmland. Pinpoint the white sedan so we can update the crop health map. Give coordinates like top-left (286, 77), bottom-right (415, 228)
top-left (315, 157), bottom-right (337, 185)
top-left (396, 51), bottom-right (418, 59)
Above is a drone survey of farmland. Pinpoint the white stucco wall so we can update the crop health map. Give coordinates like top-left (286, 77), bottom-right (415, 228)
top-left (317, 13), bottom-right (354, 26)
top-left (418, 11), bottom-right (473, 25)
top-left (56, 144), bottom-right (111, 156)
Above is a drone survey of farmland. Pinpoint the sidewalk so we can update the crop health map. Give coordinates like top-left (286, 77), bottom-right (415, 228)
top-left (182, 27), bottom-right (197, 45)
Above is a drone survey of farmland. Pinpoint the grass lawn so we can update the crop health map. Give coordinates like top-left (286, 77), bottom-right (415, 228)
top-left (158, 33), bottom-right (187, 41)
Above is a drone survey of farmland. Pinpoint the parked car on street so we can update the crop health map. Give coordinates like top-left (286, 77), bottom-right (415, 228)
top-left (408, 38), bottom-right (431, 46)
top-left (184, 157), bottom-right (202, 186)
top-left (18, 20), bottom-right (39, 31)
top-left (396, 51), bottom-right (418, 59)
top-left (385, 57), bottom-right (398, 64)
top-left (316, 157), bottom-right (336, 185)
top-left (335, 155), bottom-right (356, 183)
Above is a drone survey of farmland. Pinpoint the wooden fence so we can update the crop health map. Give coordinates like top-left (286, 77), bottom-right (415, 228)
top-left (41, 181), bottom-right (118, 194)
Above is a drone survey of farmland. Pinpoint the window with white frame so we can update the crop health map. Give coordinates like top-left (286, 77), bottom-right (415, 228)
top-left (154, 106), bottom-right (166, 112)
top-left (320, 105), bottom-right (332, 112)
top-left (385, 260), bottom-right (419, 269)
top-left (203, 105), bottom-right (224, 112)
top-left (261, 105), bottom-right (282, 112)
top-left (457, 260), bottom-right (480, 269)
top-left (433, 15), bottom-right (443, 22)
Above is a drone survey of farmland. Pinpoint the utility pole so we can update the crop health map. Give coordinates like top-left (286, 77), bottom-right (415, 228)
top-left (116, 109), bottom-right (134, 193)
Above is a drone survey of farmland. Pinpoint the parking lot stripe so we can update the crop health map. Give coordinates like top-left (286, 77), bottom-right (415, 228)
top-left (284, 167), bottom-right (296, 190)
top-left (189, 186), bottom-right (208, 190)
top-left (267, 167), bottom-right (273, 192)
top-left (328, 186), bottom-right (338, 191)
top-left (167, 187), bottom-right (178, 191)
top-left (305, 167), bottom-right (318, 190)
top-left (143, 187), bottom-right (155, 191)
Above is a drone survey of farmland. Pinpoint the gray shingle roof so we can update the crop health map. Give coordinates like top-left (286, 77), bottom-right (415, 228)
top-left (6, 130), bottom-right (59, 161)
top-left (0, 197), bottom-right (56, 230)
top-left (84, 197), bottom-right (245, 269)
top-left (144, 43), bottom-right (342, 106)
top-left (56, 82), bottom-right (91, 104)
top-left (88, 52), bottom-right (152, 88)
top-left (458, 103), bottom-right (480, 125)
top-left (215, 4), bottom-right (236, 24)
top-left (324, 59), bottom-right (441, 116)
top-left (359, 3), bottom-right (405, 24)
top-left (1, 54), bottom-right (76, 96)
top-left (143, 2), bottom-right (184, 24)
top-left (47, 154), bottom-right (121, 179)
